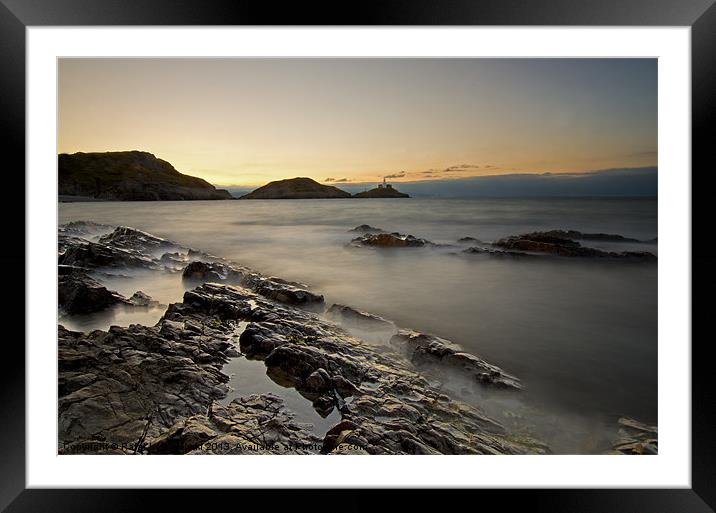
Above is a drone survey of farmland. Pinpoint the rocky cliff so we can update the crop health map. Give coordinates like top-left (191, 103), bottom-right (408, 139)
top-left (58, 151), bottom-right (233, 201)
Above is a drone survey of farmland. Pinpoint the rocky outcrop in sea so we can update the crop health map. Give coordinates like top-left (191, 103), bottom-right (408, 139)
top-left (347, 225), bottom-right (657, 262)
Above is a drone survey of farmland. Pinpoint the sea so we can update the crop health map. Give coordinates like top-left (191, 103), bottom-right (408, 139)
top-left (58, 197), bottom-right (657, 453)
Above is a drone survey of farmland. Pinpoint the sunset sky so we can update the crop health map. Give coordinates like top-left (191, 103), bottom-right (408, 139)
top-left (58, 58), bottom-right (657, 187)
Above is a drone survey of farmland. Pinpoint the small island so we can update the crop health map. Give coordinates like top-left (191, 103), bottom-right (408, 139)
top-left (353, 179), bottom-right (410, 198)
top-left (240, 177), bottom-right (351, 199)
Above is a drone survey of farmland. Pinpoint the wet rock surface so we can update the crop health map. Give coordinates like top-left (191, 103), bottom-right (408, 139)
top-left (127, 291), bottom-right (160, 307)
top-left (58, 321), bottom-right (232, 454)
top-left (182, 260), bottom-right (245, 283)
top-left (390, 330), bottom-right (522, 390)
top-left (58, 276), bottom-right (542, 454)
top-left (147, 394), bottom-right (324, 454)
top-left (351, 232), bottom-right (433, 248)
top-left (610, 417), bottom-right (658, 455)
top-left (181, 259), bottom-right (324, 307)
top-left (326, 304), bottom-right (396, 333)
top-left (56, 222), bottom-right (656, 455)
top-left (58, 270), bottom-right (129, 314)
top-left (98, 226), bottom-right (175, 252)
top-left (175, 283), bottom-right (537, 454)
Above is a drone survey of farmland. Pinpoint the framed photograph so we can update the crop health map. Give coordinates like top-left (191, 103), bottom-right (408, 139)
top-left (3, 0), bottom-right (712, 510)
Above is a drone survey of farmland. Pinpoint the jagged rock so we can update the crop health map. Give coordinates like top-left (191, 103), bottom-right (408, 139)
top-left (58, 320), bottom-right (233, 453)
top-left (182, 261), bottom-right (322, 307)
top-left (98, 226), bottom-right (174, 252)
top-left (127, 291), bottom-right (159, 307)
top-left (59, 235), bottom-right (160, 270)
top-left (179, 283), bottom-right (538, 454)
top-left (182, 261), bottom-right (244, 283)
top-left (390, 330), bottom-right (521, 390)
top-left (58, 271), bottom-right (128, 314)
top-left (351, 232), bottom-right (432, 248)
top-left (148, 394), bottom-right (324, 454)
top-left (59, 220), bottom-right (114, 239)
top-left (242, 273), bottom-right (324, 306)
top-left (305, 368), bottom-right (333, 392)
top-left (610, 417), bottom-right (658, 455)
top-left (326, 304), bottom-right (396, 332)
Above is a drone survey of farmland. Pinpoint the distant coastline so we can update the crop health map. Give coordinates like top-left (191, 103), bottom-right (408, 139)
top-left (57, 150), bottom-right (656, 201)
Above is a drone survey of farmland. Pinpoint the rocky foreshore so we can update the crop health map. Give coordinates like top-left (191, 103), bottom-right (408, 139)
top-left (57, 221), bottom-right (656, 455)
top-left (57, 222), bottom-right (548, 455)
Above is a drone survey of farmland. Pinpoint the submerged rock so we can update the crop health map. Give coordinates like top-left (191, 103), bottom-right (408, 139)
top-left (462, 246), bottom-right (531, 258)
top-left (493, 232), bottom-right (656, 261)
top-left (390, 330), bottom-right (521, 390)
top-left (536, 229), bottom-right (641, 243)
top-left (350, 224), bottom-right (385, 234)
top-left (457, 236), bottom-right (483, 244)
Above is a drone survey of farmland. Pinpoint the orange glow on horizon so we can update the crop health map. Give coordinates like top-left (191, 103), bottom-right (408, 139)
top-left (59, 58), bottom-right (657, 187)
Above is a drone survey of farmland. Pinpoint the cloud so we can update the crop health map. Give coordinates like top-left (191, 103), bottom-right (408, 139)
top-left (334, 178), bottom-right (351, 183)
top-left (384, 172), bottom-right (406, 179)
top-left (420, 164), bottom-right (488, 176)
top-left (324, 178), bottom-right (335, 182)
top-left (445, 164), bottom-right (481, 171)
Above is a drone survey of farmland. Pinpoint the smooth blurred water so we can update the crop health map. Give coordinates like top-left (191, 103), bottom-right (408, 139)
top-left (59, 197), bottom-right (657, 451)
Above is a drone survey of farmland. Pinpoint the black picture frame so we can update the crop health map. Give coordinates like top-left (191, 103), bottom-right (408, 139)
top-left (2, 0), bottom-right (712, 510)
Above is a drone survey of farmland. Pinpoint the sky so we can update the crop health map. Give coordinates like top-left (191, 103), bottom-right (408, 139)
top-left (58, 58), bottom-right (657, 187)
